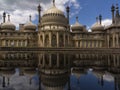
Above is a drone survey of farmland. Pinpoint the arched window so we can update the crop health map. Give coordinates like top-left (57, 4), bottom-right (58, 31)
top-left (45, 35), bottom-right (49, 47)
top-left (59, 34), bottom-right (64, 47)
top-left (52, 34), bottom-right (57, 47)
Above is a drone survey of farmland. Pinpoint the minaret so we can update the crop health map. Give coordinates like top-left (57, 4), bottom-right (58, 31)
top-left (99, 14), bottom-right (102, 25)
top-left (66, 5), bottom-right (70, 24)
top-left (111, 4), bottom-right (115, 24)
top-left (29, 15), bottom-right (32, 22)
top-left (96, 17), bottom-right (99, 24)
top-left (53, 0), bottom-right (55, 6)
top-left (8, 14), bottom-right (10, 22)
top-left (115, 4), bottom-right (119, 17)
top-left (3, 12), bottom-right (6, 23)
top-left (38, 4), bottom-right (41, 23)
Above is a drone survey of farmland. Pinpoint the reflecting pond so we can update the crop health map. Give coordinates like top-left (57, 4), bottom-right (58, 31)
top-left (0, 51), bottom-right (119, 90)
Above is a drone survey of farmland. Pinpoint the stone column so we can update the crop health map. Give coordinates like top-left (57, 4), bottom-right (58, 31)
top-left (107, 35), bottom-right (110, 48)
top-left (92, 41), bottom-right (94, 48)
top-left (80, 41), bottom-right (82, 48)
top-left (49, 54), bottom-right (52, 67)
top-left (64, 55), bottom-right (66, 67)
top-left (113, 34), bottom-right (115, 47)
top-left (57, 53), bottom-right (59, 67)
top-left (43, 34), bottom-right (45, 47)
top-left (117, 34), bottom-right (119, 48)
top-left (64, 33), bottom-right (66, 47)
top-left (43, 54), bottom-right (45, 67)
top-left (113, 55), bottom-right (116, 67)
top-left (57, 32), bottom-right (59, 47)
top-left (49, 33), bottom-right (51, 47)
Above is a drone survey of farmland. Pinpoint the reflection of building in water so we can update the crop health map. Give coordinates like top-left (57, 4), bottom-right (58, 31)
top-left (73, 53), bottom-right (120, 73)
top-left (112, 74), bottom-right (120, 90)
top-left (0, 0), bottom-right (120, 48)
top-left (0, 52), bottom-right (38, 67)
top-left (38, 52), bottom-right (71, 90)
top-left (0, 67), bottom-right (15, 87)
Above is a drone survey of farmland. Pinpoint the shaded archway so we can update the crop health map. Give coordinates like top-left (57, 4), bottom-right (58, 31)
top-left (45, 35), bottom-right (49, 47)
top-left (52, 34), bottom-right (57, 47)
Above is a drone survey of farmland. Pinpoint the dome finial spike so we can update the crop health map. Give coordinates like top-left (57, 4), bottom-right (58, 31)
top-left (76, 16), bottom-right (78, 22)
top-left (8, 14), bottom-right (10, 22)
top-left (53, 0), bottom-right (55, 6)
top-left (96, 17), bottom-right (98, 24)
top-left (29, 15), bottom-right (31, 22)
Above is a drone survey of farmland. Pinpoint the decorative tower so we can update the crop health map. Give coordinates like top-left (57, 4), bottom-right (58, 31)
top-left (99, 14), bottom-right (102, 25)
top-left (38, 4), bottom-right (41, 23)
top-left (3, 12), bottom-right (6, 23)
top-left (66, 6), bottom-right (70, 24)
top-left (115, 4), bottom-right (119, 18)
top-left (111, 4), bottom-right (115, 24)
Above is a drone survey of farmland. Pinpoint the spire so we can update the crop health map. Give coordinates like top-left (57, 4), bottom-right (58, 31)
top-left (99, 14), bottom-right (102, 25)
top-left (53, 0), bottom-right (55, 6)
top-left (111, 4), bottom-right (115, 24)
top-left (66, 5), bottom-right (70, 24)
top-left (96, 17), bottom-right (99, 24)
top-left (29, 15), bottom-right (31, 22)
top-left (116, 3), bottom-right (119, 17)
top-left (38, 4), bottom-right (41, 23)
top-left (76, 16), bottom-right (79, 22)
top-left (8, 14), bottom-right (10, 22)
top-left (3, 11), bottom-right (6, 23)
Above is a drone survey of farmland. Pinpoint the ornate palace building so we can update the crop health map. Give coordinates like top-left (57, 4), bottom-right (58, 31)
top-left (0, 1), bottom-right (120, 48)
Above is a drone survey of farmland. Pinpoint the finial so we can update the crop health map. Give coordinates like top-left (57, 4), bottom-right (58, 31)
top-left (99, 14), bottom-right (102, 25)
top-left (96, 17), bottom-right (98, 24)
top-left (66, 6), bottom-right (70, 12)
top-left (38, 4), bottom-right (41, 11)
top-left (116, 3), bottom-right (119, 17)
top-left (111, 4), bottom-right (115, 11)
top-left (3, 11), bottom-right (6, 23)
top-left (8, 14), bottom-right (10, 22)
top-left (53, 0), bottom-right (55, 6)
top-left (116, 3), bottom-right (119, 10)
top-left (76, 16), bottom-right (78, 22)
top-left (29, 15), bottom-right (31, 22)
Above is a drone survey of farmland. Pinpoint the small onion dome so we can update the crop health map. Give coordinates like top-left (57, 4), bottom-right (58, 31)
top-left (24, 22), bottom-right (36, 31)
top-left (91, 17), bottom-right (104, 33)
top-left (71, 17), bottom-right (84, 32)
top-left (91, 23), bottom-right (104, 32)
top-left (1, 15), bottom-right (15, 31)
top-left (24, 15), bottom-right (36, 31)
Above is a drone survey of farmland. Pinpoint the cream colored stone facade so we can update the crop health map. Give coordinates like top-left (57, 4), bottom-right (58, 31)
top-left (0, 2), bottom-right (120, 48)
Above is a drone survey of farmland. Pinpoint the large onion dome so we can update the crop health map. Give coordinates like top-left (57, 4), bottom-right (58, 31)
top-left (71, 17), bottom-right (84, 32)
top-left (24, 15), bottom-right (36, 32)
top-left (1, 15), bottom-right (15, 31)
top-left (41, 1), bottom-right (68, 26)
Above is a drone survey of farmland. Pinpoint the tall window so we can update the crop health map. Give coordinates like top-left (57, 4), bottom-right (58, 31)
top-left (59, 34), bottom-right (64, 47)
top-left (52, 34), bottom-right (57, 47)
top-left (45, 35), bottom-right (49, 47)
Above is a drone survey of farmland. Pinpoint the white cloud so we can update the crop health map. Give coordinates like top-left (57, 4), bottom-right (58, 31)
top-left (0, 0), bottom-right (80, 29)
top-left (91, 19), bottom-right (112, 29)
top-left (102, 19), bottom-right (112, 27)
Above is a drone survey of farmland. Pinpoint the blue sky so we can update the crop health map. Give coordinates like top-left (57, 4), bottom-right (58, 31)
top-left (69, 0), bottom-right (120, 28)
top-left (0, 0), bottom-right (119, 29)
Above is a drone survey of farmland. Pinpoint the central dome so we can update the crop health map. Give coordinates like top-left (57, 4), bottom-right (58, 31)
top-left (41, 1), bottom-right (67, 27)
top-left (44, 6), bottom-right (64, 16)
